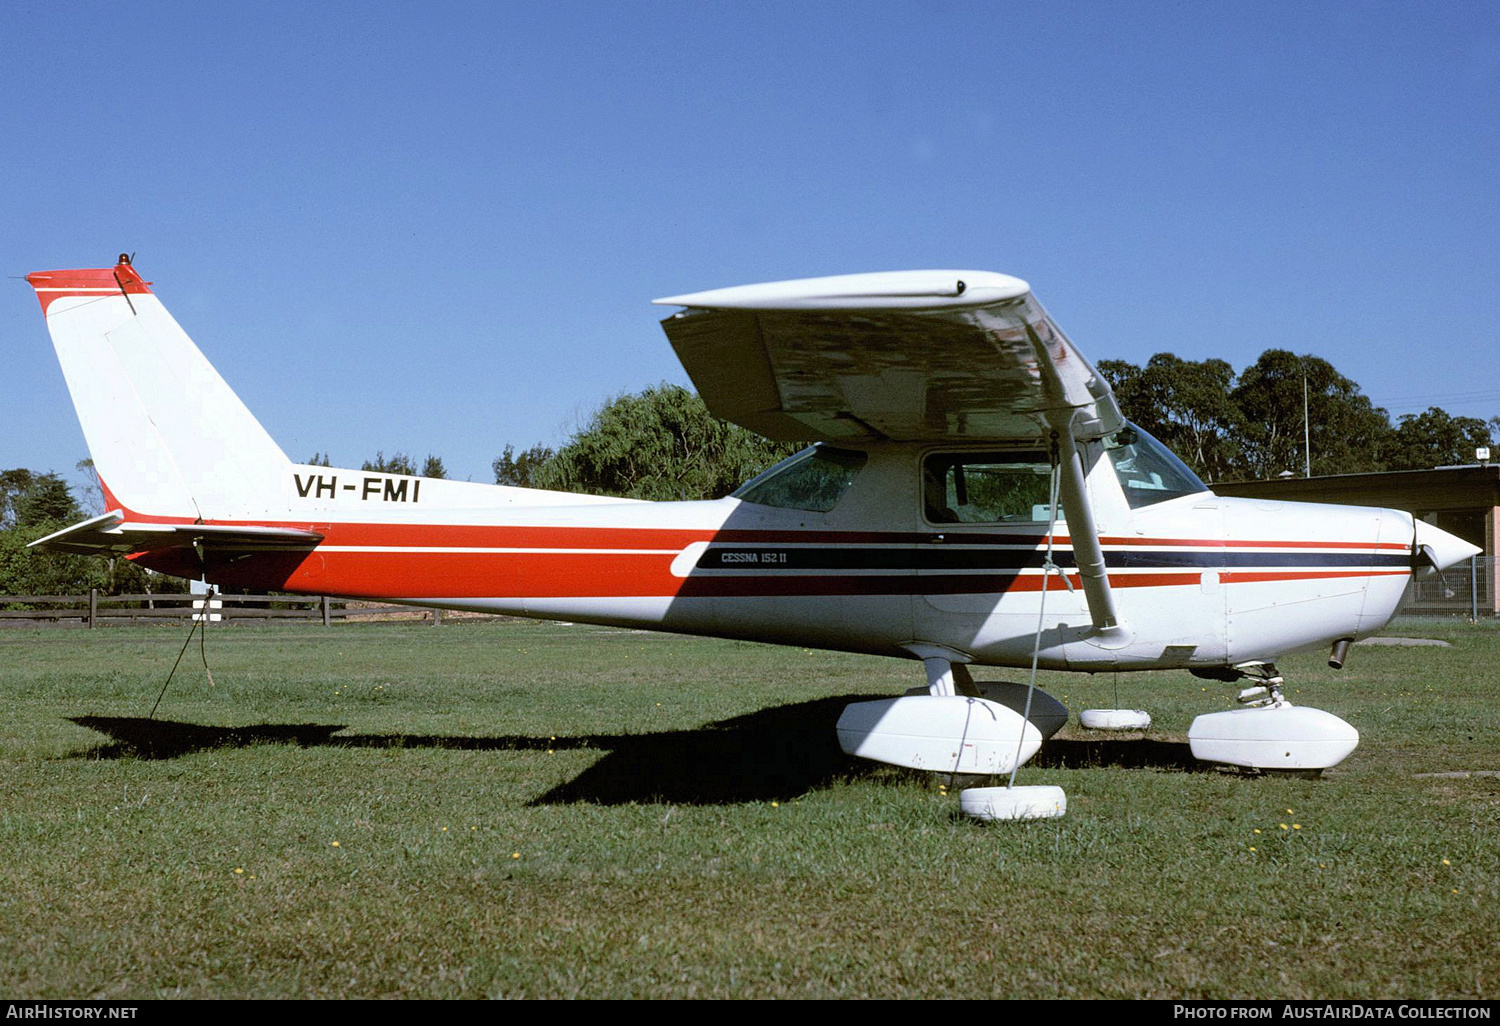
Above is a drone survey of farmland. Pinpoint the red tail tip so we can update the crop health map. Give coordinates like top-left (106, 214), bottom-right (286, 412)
top-left (26, 256), bottom-right (153, 314)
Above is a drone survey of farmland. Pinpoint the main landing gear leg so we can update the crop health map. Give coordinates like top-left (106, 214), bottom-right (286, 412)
top-left (904, 661), bottom-right (1067, 738)
top-left (923, 657), bottom-right (980, 698)
top-left (1187, 662), bottom-right (1359, 774)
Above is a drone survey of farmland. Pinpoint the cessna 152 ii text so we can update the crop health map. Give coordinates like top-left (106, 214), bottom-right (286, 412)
top-left (26, 257), bottom-right (1479, 818)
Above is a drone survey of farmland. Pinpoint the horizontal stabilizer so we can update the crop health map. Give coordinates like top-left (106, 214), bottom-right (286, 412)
top-left (29, 511), bottom-right (322, 557)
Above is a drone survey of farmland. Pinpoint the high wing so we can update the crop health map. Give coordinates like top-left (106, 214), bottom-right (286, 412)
top-left (655, 270), bottom-right (1125, 444)
top-left (30, 510), bottom-right (322, 557)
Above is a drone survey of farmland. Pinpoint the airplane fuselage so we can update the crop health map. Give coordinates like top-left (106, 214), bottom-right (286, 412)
top-left (130, 441), bottom-right (1419, 673)
top-left (30, 260), bottom-right (1471, 682)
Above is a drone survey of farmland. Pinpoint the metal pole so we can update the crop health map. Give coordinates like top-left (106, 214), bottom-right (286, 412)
top-left (1303, 369), bottom-right (1312, 477)
top-left (1472, 555), bottom-right (1479, 622)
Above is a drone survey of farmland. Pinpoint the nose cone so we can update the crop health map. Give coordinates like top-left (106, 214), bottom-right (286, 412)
top-left (1413, 520), bottom-right (1483, 572)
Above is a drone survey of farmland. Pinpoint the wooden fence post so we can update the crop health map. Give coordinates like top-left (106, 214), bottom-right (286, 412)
top-left (321, 595), bottom-right (331, 627)
top-left (88, 588), bottom-right (97, 629)
top-left (432, 607), bottom-right (442, 626)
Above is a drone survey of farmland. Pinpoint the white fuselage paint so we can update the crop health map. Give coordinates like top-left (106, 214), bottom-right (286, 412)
top-left (237, 442), bottom-right (1419, 673)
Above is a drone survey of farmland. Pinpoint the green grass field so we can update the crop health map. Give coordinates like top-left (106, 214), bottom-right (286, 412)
top-left (0, 617), bottom-right (1495, 999)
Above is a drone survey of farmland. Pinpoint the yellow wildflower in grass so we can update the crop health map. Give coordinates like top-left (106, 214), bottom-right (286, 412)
top-left (441, 827), bottom-right (448, 832)
top-left (233, 868), bottom-right (244, 875)
top-left (1279, 824), bottom-right (1288, 831)
top-left (1253, 829), bottom-right (1261, 834)
top-left (771, 802), bottom-right (779, 808)
top-left (1249, 846), bottom-right (1257, 852)
top-left (511, 852), bottom-right (520, 859)
top-left (331, 841), bottom-right (340, 847)
top-left (1442, 859), bottom-right (1451, 866)
top-left (1292, 824), bottom-right (1301, 830)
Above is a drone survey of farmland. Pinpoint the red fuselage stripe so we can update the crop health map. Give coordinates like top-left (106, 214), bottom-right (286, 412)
top-left (257, 549), bottom-right (1409, 600)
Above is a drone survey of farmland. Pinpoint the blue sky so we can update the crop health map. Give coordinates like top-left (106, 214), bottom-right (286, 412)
top-left (4, 1), bottom-right (1497, 491)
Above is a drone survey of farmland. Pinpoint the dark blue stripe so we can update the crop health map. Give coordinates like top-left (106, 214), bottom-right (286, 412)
top-left (697, 547), bottom-right (1410, 572)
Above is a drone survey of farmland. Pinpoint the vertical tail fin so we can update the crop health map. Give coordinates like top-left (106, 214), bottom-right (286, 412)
top-left (27, 257), bottom-right (291, 521)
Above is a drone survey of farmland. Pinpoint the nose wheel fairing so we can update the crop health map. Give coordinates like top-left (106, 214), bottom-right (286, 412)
top-left (1188, 663), bottom-right (1359, 773)
top-left (1188, 702), bottom-right (1359, 773)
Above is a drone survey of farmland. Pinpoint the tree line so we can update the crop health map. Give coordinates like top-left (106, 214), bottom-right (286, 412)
top-left (492, 353), bottom-right (1495, 496)
top-left (492, 384), bottom-right (797, 500)
top-left (1099, 349), bottom-right (1495, 483)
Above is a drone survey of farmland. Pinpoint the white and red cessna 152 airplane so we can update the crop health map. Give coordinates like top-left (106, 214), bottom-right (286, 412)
top-left (27, 257), bottom-right (1479, 817)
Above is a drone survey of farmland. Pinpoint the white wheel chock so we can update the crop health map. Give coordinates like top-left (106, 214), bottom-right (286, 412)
top-left (960, 785), bottom-right (1066, 821)
top-left (1079, 708), bottom-right (1152, 731)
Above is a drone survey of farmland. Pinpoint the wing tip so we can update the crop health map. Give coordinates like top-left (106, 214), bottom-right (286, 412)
top-left (653, 270), bottom-right (1030, 310)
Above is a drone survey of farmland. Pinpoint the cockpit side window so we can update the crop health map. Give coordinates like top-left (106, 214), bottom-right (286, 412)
top-left (1104, 424), bottom-right (1209, 508)
top-left (732, 446), bottom-right (867, 512)
top-left (922, 451), bottom-right (1055, 524)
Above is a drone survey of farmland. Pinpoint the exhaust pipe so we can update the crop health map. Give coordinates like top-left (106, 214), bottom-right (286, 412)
top-left (1328, 637), bottom-right (1353, 670)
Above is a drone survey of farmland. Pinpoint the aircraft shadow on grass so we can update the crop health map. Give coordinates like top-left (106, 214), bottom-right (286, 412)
top-left (67, 697), bottom-right (1204, 805)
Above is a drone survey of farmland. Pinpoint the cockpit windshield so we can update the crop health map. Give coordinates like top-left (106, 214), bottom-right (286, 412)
top-left (1105, 424), bottom-right (1209, 508)
top-left (732, 446), bottom-right (867, 512)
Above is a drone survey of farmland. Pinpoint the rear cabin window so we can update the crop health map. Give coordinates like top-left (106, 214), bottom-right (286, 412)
top-left (923, 451), bottom-right (1056, 524)
top-left (732, 446), bottom-right (868, 512)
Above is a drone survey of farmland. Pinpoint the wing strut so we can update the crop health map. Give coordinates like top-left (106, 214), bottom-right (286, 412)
top-left (1027, 311), bottom-right (1124, 637)
top-left (1051, 424), bottom-right (1123, 635)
